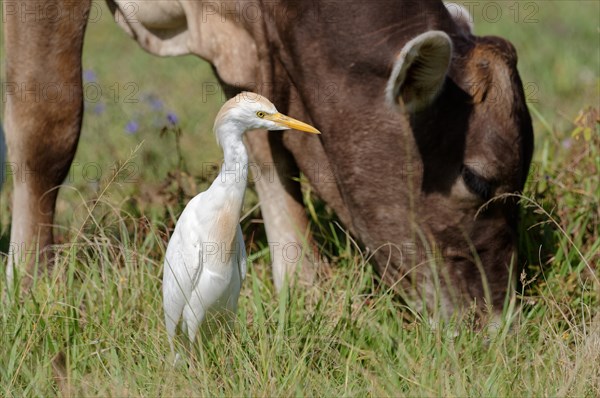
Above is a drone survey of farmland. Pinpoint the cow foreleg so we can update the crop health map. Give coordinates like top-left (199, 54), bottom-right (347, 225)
top-left (3, 0), bottom-right (90, 285)
top-left (245, 131), bottom-right (319, 291)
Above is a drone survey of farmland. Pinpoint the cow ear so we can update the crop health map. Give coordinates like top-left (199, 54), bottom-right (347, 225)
top-left (385, 31), bottom-right (452, 113)
top-left (445, 2), bottom-right (474, 33)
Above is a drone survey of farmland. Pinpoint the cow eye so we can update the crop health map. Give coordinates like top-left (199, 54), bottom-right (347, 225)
top-left (461, 165), bottom-right (493, 200)
top-left (256, 111), bottom-right (266, 118)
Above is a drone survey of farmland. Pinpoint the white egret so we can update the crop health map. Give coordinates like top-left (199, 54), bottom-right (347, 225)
top-left (162, 92), bottom-right (320, 353)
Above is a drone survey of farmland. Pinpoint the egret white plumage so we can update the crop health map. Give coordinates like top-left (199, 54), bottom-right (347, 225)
top-left (162, 92), bottom-right (320, 353)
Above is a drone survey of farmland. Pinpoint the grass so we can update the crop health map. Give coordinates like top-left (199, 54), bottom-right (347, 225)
top-left (0, 0), bottom-right (599, 396)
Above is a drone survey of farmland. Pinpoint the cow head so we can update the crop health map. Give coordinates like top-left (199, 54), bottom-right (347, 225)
top-left (270, 2), bottom-right (534, 316)
top-left (384, 28), bottom-right (534, 314)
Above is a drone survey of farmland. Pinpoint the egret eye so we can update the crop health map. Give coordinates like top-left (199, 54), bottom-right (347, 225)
top-left (256, 111), bottom-right (266, 118)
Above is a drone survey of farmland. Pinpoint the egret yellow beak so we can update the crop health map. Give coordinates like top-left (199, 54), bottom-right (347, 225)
top-left (266, 113), bottom-right (321, 134)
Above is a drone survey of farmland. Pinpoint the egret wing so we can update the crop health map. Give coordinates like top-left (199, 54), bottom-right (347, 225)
top-left (175, 191), bottom-right (208, 292)
top-left (163, 192), bottom-right (206, 329)
top-left (236, 224), bottom-right (247, 280)
top-left (189, 241), bottom-right (204, 289)
top-left (163, 233), bottom-right (203, 343)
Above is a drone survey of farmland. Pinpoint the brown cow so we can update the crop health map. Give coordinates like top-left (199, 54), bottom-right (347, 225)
top-left (2, 1), bottom-right (533, 317)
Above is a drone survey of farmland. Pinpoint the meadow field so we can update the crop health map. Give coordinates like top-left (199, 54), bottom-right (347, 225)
top-left (0, 0), bottom-right (599, 396)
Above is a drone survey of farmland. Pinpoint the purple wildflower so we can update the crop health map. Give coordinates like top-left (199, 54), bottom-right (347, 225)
top-left (125, 120), bottom-right (139, 134)
top-left (93, 103), bottom-right (106, 115)
top-left (149, 98), bottom-right (164, 111)
top-left (83, 69), bottom-right (97, 83)
top-left (167, 112), bottom-right (179, 125)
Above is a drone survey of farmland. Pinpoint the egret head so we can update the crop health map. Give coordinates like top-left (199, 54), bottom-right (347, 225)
top-left (214, 92), bottom-right (320, 145)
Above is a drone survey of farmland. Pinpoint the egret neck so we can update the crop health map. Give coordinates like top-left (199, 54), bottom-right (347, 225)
top-left (203, 120), bottom-right (250, 265)
top-left (215, 119), bottom-right (250, 191)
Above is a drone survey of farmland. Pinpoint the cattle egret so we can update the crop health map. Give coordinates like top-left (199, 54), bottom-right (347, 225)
top-left (162, 92), bottom-right (320, 354)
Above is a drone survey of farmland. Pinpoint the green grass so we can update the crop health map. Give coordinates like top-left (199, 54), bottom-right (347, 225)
top-left (1, 1), bottom-right (599, 396)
